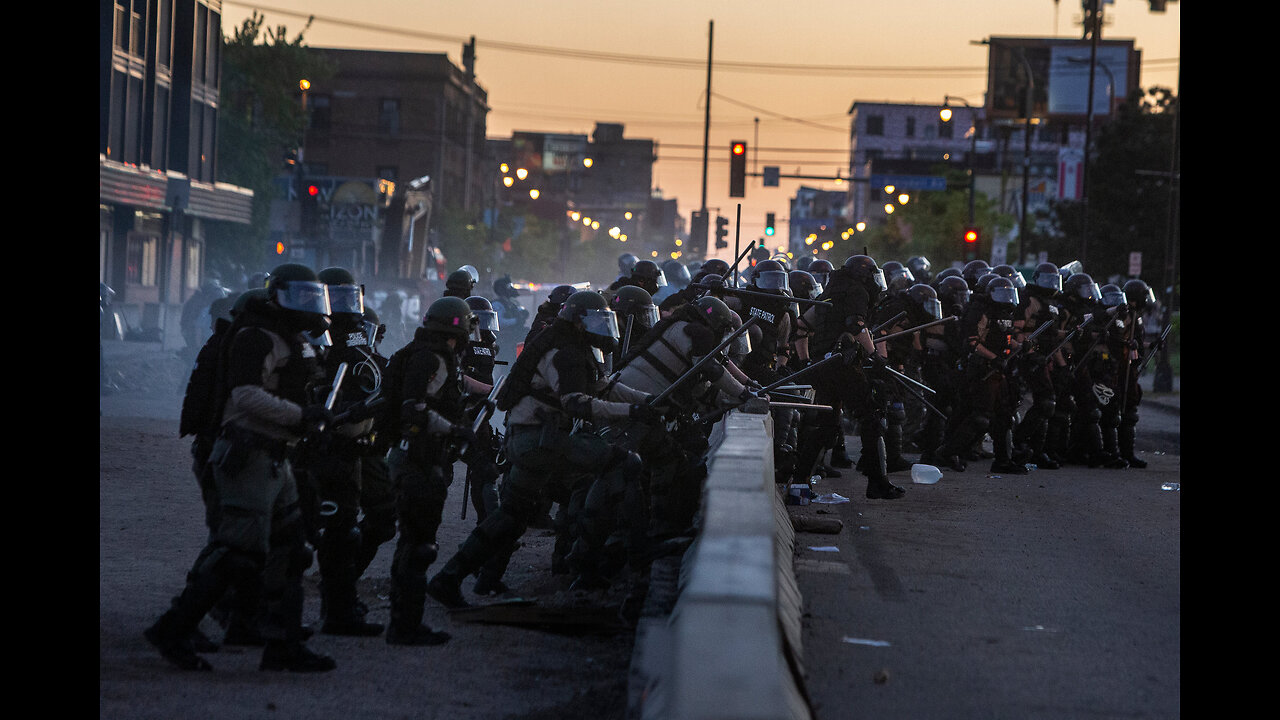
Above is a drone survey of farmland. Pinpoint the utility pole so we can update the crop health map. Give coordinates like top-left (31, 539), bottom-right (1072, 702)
top-left (699, 20), bottom-right (713, 256)
top-left (1079, 0), bottom-right (1104, 267)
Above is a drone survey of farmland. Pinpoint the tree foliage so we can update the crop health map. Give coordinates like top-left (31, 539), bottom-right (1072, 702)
top-left (1046, 86), bottom-right (1178, 286)
top-left (206, 12), bottom-right (334, 276)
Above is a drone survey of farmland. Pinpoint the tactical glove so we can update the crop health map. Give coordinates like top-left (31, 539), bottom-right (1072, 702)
top-left (300, 405), bottom-right (334, 431)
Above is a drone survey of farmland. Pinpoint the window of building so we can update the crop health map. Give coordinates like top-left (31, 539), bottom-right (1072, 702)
top-left (866, 115), bottom-right (884, 136)
top-left (156, 1), bottom-right (171, 67)
top-left (938, 120), bottom-right (954, 139)
top-left (126, 233), bottom-right (158, 286)
top-left (194, 4), bottom-right (208, 84)
top-left (379, 98), bottom-right (401, 136)
top-left (923, 124), bottom-right (936, 140)
top-left (905, 117), bottom-right (916, 138)
top-left (309, 95), bottom-right (331, 131)
top-left (186, 243), bottom-right (202, 291)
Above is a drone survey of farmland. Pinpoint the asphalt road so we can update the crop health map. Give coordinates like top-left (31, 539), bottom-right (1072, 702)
top-left (788, 395), bottom-right (1180, 720)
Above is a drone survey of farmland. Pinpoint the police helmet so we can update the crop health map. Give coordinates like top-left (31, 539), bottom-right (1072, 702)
top-left (881, 261), bottom-right (915, 287)
top-left (752, 259), bottom-right (790, 292)
top-left (362, 307), bottom-right (386, 347)
top-left (268, 263), bottom-right (331, 316)
top-left (694, 295), bottom-right (737, 336)
top-left (465, 295), bottom-right (500, 343)
top-left (317, 266), bottom-right (365, 321)
top-left (974, 272), bottom-right (999, 297)
top-left (662, 259), bottom-right (692, 288)
top-left (808, 259), bottom-right (834, 287)
top-left (1123, 279), bottom-right (1156, 310)
top-left (788, 270), bottom-right (821, 300)
top-left (987, 276), bottom-right (1020, 307)
top-left (843, 255), bottom-right (888, 292)
top-left (796, 256), bottom-right (814, 272)
top-left (1063, 272), bottom-right (1102, 303)
top-left (458, 265), bottom-right (480, 283)
top-left (907, 283), bottom-right (943, 321)
top-left (558, 290), bottom-right (620, 344)
top-left (1099, 284), bottom-right (1126, 308)
top-left (1032, 262), bottom-right (1063, 293)
top-left (991, 264), bottom-right (1027, 289)
top-left (610, 285), bottom-right (659, 330)
top-left (907, 256), bottom-right (932, 282)
top-left (422, 296), bottom-right (477, 340)
top-left (547, 284), bottom-right (577, 306)
top-left (962, 260), bottom-right (992, 289)
top-left (446, 269), bottom-right (477, 295)
top-left (700, 258), bottom-right (730, 277)
top-left (932, 267), bottom-right (962, 287)
top-left (618, 253), bottom-right (639, 275)
top-left (935, 275), bottom-right (972, 310)
top-left (631, 260), bottom-right (668, 288)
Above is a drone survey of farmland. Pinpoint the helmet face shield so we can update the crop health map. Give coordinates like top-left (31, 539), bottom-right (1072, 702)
top-left (1035, 272), bottom-right (1063, 293)
top-left (728, 329), bottom-right (752, 357)
top-left (654, 270), bottom-right (669, 288)
top-left (1101, 287), bottom-right (1126, 307)
top-left (871, 269), bottom-right (888, 292)
top-left (471, 310), bottom-right (500, 343)
top-left (922, 297), bottom-right (943, 320)
top-left (327, 285), bottom-right (364, 316)
top-left (989, 285), bottom-right (1020, 306)
top-left (278, 281), bottom-right (331, 316)
top-left (1077, 282), bottom-right (1102, 302)
top-left (581, 308), bottom-right (620, 340)
top-left (636, 303), bottom-right (660, 329)
top-left (754, 270), bottom-right (790, 292)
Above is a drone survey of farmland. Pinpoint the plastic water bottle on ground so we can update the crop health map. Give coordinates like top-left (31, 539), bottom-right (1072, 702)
top-left (910, 464), bottom-right (943, 484)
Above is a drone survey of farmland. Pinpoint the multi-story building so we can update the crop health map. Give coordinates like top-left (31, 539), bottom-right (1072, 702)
top-left (845, 100), bottom-right (1066, 262)
top-left (100, 0), bottom-right (253, 343)
top-left (487, 122), bottom-right (661, 277)
top-left (291, 45), bottom-right (490, 282)
top-left (788, 187), bottom-right (848, 262)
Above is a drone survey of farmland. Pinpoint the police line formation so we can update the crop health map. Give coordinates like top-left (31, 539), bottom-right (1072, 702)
top-left (143, 248), bottom-right (1167, 673)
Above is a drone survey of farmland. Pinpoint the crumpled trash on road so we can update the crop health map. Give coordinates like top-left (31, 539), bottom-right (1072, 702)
top-left (813, 492), bottom-right (850, 504)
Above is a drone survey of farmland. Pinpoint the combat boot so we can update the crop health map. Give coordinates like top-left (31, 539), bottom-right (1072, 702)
top-left (145, 615), bottom-right (213, 671)
top-left (320, 586), bottom-right (384, 637)
top-left (1119, 423), bottom-right (1147, 468)
top-left (829, 434), bottom-right (854, 468)
top-left (259, 640), bottom-right (336, 672)
top-left (425, 572), bottom-right (471, 610)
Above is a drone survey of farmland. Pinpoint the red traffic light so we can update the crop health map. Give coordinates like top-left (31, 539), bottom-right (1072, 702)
top-left (307, 184), bottom-right (320, 196)
top-left (963, 228), bottom-right (979, 244)
top-left (732, 142), bottom-right (745, 156)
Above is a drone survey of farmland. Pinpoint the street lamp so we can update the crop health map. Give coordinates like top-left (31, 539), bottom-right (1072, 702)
top-left (940, 95), bottom-right (979, 226)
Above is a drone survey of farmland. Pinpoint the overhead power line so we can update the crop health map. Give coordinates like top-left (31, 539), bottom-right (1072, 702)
top-left (227, 2), bottom-right (1176, 79)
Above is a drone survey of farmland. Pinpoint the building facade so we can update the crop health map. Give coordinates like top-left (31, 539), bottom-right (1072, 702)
top-left (845, 100), bottom-right (1067, 262)
top-left (100, 0), bottom-right (253, 344)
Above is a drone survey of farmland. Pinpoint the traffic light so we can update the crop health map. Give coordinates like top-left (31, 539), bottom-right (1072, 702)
top-left (729, 141), bottom-right (747, 198)
top-left (715, 215), bottom-right (730, 249)
top-left (275, 240), bottom-right (287, 256)
top-left (765, 212), bottom-right (775, 237)
top-left (300, 182), bottom-right (321, 236)
top-left (962, 226), bottom-right (980, 262)
top-left (690, 210), bottom-right (709, 248)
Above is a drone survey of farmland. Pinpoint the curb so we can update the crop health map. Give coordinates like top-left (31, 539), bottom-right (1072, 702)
top-left (631, 409), bottom-right (812, 720)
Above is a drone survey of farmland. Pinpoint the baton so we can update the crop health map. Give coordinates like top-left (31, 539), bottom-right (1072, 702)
top-left (871, 311), bottom-right (908, 338)
top-left (769, 401), bottom-right (834, 412)
top-left (647, 316), bottom-right (759, 408)
top-left (873, 364), bottom-right (937, 395)
top-left (460, 375), bottom-right (507, 520)
top-left (314, 362), bottom-right (348, 434)
top-left (878, 367), bottom-right (948, 422)
top-left (689, 283), bottom-right (831, 307)
top-left (1136, 323), bottom-right (1173, 376)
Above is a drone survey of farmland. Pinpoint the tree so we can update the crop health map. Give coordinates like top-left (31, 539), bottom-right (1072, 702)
top-left (206, 12), bottom-right (334, 276)
top-left (853, 165), bottom-right (1013, 268)
top-left (1046, 86), bottom-right (1178, 283)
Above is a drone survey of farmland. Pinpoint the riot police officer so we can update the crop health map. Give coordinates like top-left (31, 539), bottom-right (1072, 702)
top-left (146, 263), bottom-right (337, 672)
top-left (425, 291), bottom-right (655, 605)
top-left (1011, 262), bottom-right (1065, 469)
top-left (793, 255), bottom-right (906, 500)
top-left (302, 267), bottom-right (385, 637)
top-left (380, 296), bottom-right (484, 645)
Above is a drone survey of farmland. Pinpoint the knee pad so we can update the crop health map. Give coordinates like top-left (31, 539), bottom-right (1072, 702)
top-left (406, 542), bottom-right (438, 573)
top-left (887, 402), bottom-right (907, 425)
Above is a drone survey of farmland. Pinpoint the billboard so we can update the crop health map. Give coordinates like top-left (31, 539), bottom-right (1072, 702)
top-left (511, 131), bottom-right (588, 175)
top-left (984, 37), bottom-right (1141, 122)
